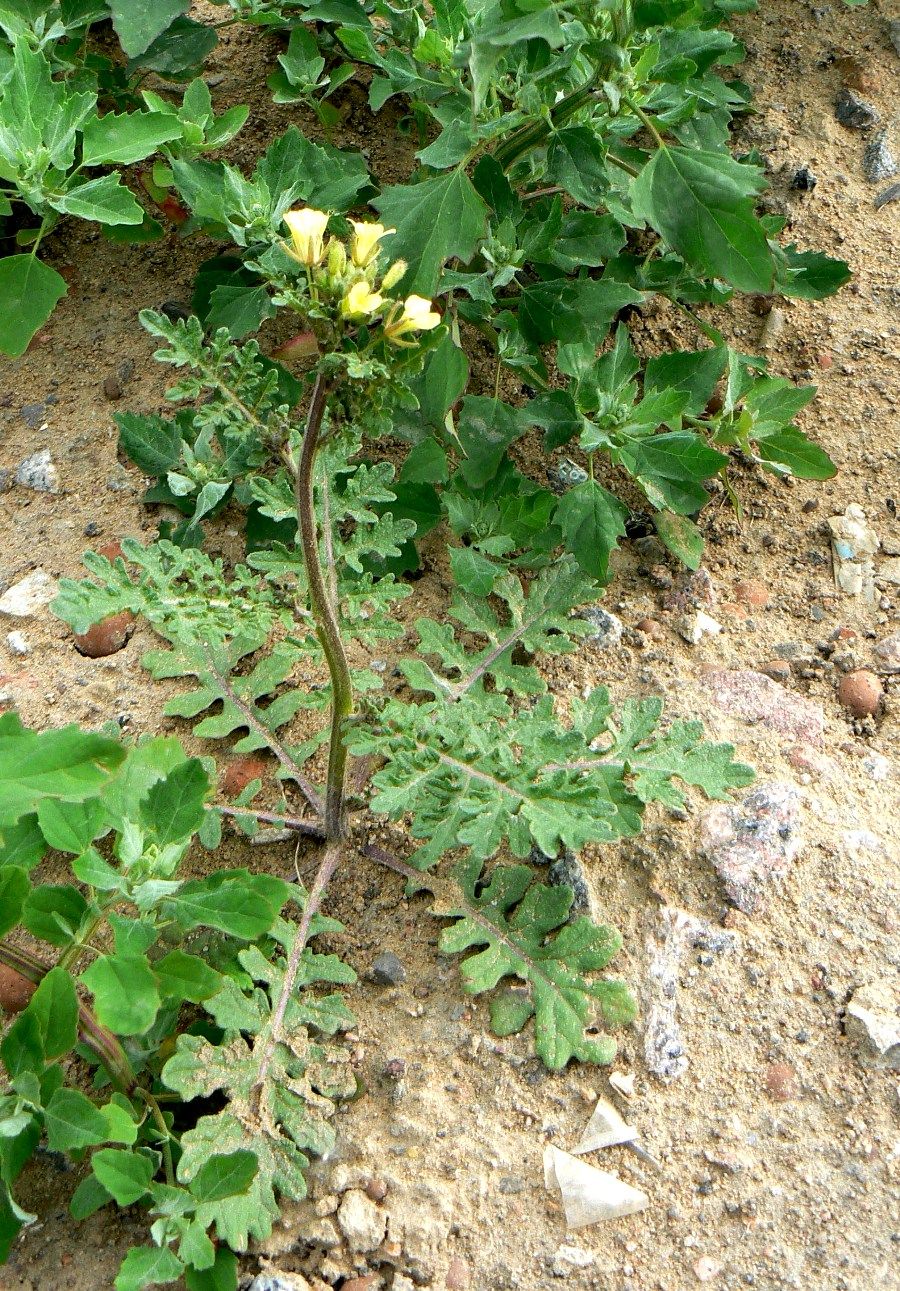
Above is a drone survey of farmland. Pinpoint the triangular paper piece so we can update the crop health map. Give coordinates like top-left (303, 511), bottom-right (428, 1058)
top-left (544, 1146), bottom-right (649, 1228)
top-left (573, 1096), bottom-right (639, 1153)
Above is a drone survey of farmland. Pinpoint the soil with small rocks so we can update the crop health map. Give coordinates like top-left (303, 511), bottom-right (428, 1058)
top-left (1, 3), bottom-right (898, 1290)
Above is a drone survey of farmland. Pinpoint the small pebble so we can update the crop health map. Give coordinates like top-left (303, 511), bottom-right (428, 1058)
top-left (0, 570), bottom-right (58, 618)
top-left (837, 669), bottom-right (883, 718)
top-left (550, 458), bottom-right (588, 491)
top-left (694, 1256), bottom-right (724, 1282)
top-left (579, 605), bottom-right (624, 650)
top-left (790, 165), bottom-right (816, 191)
top-left (635, 617), bottom-right (664, 641)
top-left (765, 1061), bottom-right (798, 1102)
top-left (733, 578), bottom-right (770, 609)
top-left (372, 951), bottom-right (406, 986)
top-left (72, 610), bottom-right (134, 658)
top-left (102, 374), bottom-right (123, 401)
top-left (446, 1256), bottom-right (471, 1290)
top-left (759, 660), bottom-right (790, 683)
top-left (874, 632), bottom-right (900, 674)
top-left (874, 182), bottom-right (900, 209)
top-left (6, 632), bottom-right (29, 657)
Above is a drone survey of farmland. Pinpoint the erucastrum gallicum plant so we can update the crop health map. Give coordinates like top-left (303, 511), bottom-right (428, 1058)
top-left (3, 209), bottom-right (753, 1286)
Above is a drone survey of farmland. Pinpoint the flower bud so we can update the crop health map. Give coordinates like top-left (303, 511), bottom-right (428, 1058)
top-left (380, 259), bottom-right (408, 292)
top-left (283, 208), bottom-right (329, 267)
top-left (326, 237), bottom-right (347, 278)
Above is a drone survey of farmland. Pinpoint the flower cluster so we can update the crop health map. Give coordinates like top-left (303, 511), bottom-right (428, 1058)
top-left (282, 208), bottom-right (440, 346)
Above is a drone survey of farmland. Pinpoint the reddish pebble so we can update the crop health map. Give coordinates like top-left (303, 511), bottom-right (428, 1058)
top-left (831, 625), bottom-right (857, 643)
top-left (73, 610), bottom-right (134, 658)
top-left (838, 670), bottom-right (883, 719)
top-left (759, 660), bottom-right (790, 684)
top-left (817, 352), bottom-right (833, 370)
top-left (635, 617), bottom-right (664, 640)
top-left (0, 964), bottom-right (37, 1015)
top-left (341, 1278), bottom-right (378, 1291)
top-left (364, 1177), bottom-right (388, 1203)
top-left (733, 578), bottom-right (770, 608)
top-left (446, 1257), bottom-right (471, 1290)
top-left (765, 1061), bottom-right (798, 1102)
top-left (221, 755), bottom-right (268, 797)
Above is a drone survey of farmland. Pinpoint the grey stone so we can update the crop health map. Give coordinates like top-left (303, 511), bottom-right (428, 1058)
top-left (874, 633), bottom-right (900, 673)
top-left (372, 950), bottom-right (406, 986)
top-left (699, 781), bottom-right (803, 914)
top-left (835, 88), bottom-right (880, 130)
top-left (863, 130), bottom-right (898, 183)
top-left (875, 181), bottom-right (900, 209)
top-left (550, 458), bottom-right (588, 491)
top-left (578, 605), bottom-right (624, 650)
top-left (246, 1274), bottom-right (312, 1291)
top-left (0, 570), bottom-right (58, 618)
top-left (19, 402), bottom-right (47, 428)
top-left (888, 18), bottom-right (900, 57)
top-left (16, 448), bottom-right (58, 493)
top-left (548, 850), bottom-right (595, 918)
top-left (845, 982), bottom-right (900, 1070)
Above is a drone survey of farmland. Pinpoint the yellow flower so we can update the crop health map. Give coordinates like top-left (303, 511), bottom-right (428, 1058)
top-left (384, 294), bottom-right (441, 343)
top-left (283, 208), bottom-right (329, 267)
top-left (349, 220), bottom-right (394, 268)
top-left (340, 279), bottom-right (385, 320)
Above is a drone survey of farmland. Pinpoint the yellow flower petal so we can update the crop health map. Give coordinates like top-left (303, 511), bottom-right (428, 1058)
top-left (283, 208), bottom-right (329, 266)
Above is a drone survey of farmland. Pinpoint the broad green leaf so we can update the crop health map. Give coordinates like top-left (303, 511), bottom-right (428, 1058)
top-left (205, 284), bottom-right (275, 339)
top-left (35, 797), bottom-right (106, 855)
top-left (0, 256), bottom-right (67, 358)
top-left (82, 111), bottom-right (184, 166)
top-left (139, 758), bottom-right (209, 845)
top-left (0, 815), bottom-right (46, 871)
top-left (456, 397), bottom-right (524, 488)
top-left (654, 510), bottom-right (704, 568)
top-left (114, 1244), bottom-right (184, 1291)
top-left (116, 412), bottom-right (183, 476)
top-left (0, 1182), bottom-right (35, 1263)
top-left (623, 432), bottom-right (728, 514)
top-left (374, 170), bottom-right (488, 295)
top-left (49, 175), bottom-right (144, 225)
top-left (755, 429), bottom-right (836, 480)
top-left (109, 0), bottom-right (188, 58)
top-left (131, 17), bottom-right (217, 77)
top-left (644, 347), bottom-right (727, 415)
top-left (631, 146), bottom-right (774, 291)
top-left (184, 1247), bottom-right (238, 1291)
top-left (555, 480), bottom-right (628, 582)
top-left (44, 1089), bottom-right (110, 1152)
top-left (159, 871), bottom-right (291, 939)
top-left (254, 125), bottom-right (369, 215)
top-left (0, 866), bottom-right (29, 937)
top-left (81, 955), bottom-right (160, 1035)
top-left (91, 1149), bottom-right (157, 1206)
top-left (24, 967), bottom-right (79, 1060)
top-left (154, 951), bottom-right (221, 1003)
top-left (22, 884), bottom-right (90, 947)
top-left (70, 1174), bottom-right (113, 1220)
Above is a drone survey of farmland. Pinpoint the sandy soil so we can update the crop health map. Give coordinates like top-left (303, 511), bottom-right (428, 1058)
top-left (1, 2), bottom-right (898, 1289)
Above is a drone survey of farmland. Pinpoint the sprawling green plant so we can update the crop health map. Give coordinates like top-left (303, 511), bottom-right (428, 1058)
top-left (0, 6), bottom-right (245, 355)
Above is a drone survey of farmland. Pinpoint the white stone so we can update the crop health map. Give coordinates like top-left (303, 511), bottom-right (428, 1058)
top-left (846, 983), bottom-right (900, 1070)
top-left (552, 1244), bottom-right (595, 1276)
top-left (336, 1188), bottom-right (386, 1253)
top-left (0, 570), bottom-right (58, 618)
top-left (674, 610), bottom-right (722, 645)
top-left (6, 631), bottom-right (29, 656)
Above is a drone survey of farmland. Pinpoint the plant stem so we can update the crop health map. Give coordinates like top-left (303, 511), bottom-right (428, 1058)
top-left (291, 373), bottom-right (353, 841)
top-left (0, 942), bottom-right (136, 1092)
top-left (250, 840), bottom-right (343, 1105)
top-left (623, 95), bottom-right (665, 148)
top-left (135, 1089), bottom-right (176, 1185)
top-left (217, 803), bottom-right (325, 838)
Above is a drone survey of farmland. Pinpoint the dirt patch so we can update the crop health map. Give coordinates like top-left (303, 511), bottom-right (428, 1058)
top-left (1, 2), bottom-right (898, 1289)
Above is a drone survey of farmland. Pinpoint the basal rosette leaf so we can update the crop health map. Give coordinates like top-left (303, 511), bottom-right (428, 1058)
top-left (435, 859), bottom-right (635, 1070)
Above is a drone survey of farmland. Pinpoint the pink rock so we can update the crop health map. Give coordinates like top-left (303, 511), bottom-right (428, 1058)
top-left (445, 1257), bottom-right (471, 1290)
top-left (700, 668), bottom-right (825, 747)
top-left (787, 744), bottom-right (836, 780)
top-left (699, 781), bottom-right (803, 913)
